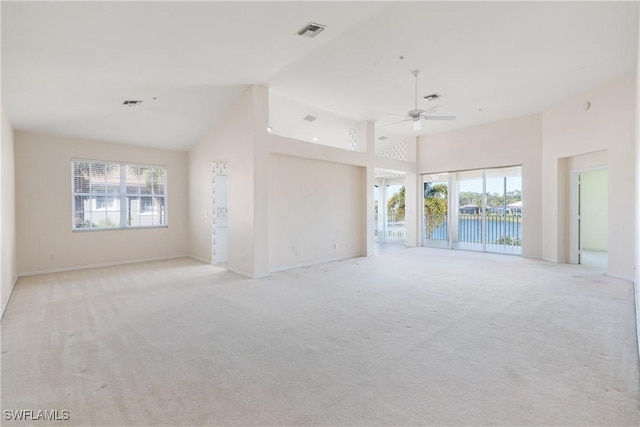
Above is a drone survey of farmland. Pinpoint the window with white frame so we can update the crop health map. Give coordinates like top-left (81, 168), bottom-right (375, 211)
top-left (72, 160), bottom-right (167, 230)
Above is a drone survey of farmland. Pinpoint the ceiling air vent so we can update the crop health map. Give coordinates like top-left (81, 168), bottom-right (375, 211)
top-left (123, 100), bottom-right (142, 106)
top-left (423, 93), bottom-right (441, 102)
top-left (296, 22), bottom-right (326, 38)
top-left (304, 115), bottom-right (317, 122)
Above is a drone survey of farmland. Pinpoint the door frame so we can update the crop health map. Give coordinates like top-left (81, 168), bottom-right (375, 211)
top-left (421, 173), bottom-right (453, 249)
top-left (569, 166), bottom-right (608, 265)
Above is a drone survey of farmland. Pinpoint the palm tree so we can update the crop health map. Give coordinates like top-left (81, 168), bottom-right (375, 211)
top-left (387, 186), bottom-right (406, 221)
top-left (424, 183), bottom-right (448, 238)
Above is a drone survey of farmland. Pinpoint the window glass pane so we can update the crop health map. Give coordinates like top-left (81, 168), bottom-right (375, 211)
top-left (75, 211), bottom-right (89, 228)
top-left (106, 211), bottom-right (121, 227)
top-left (73, 176), bottom-right (83, 193)
top-left (140, 181), bottom-right (152, 194)
top-left (73, 160), bottom-right (166, 230)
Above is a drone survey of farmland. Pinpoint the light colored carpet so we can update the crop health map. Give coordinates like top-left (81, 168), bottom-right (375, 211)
top-left (1, 247), bottom-right (638, 426)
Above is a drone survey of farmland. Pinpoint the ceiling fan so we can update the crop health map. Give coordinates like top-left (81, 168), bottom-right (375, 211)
top-left (384, 70), bottom-right (456, 131)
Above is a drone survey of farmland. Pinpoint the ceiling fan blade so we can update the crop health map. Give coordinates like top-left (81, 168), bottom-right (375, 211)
top-left (422, 115), bottom-right (456, 121)
top-left (381, 118), bottom-right (411, 128)
top-left (423, 105), bottom-right (444, 115)
top-left (387, 113), bottom-right (409, 117)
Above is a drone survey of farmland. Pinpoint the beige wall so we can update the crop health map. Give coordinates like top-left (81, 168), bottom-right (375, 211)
top-left (268, 154), bottom-right (365, 270)
top-left (15, 132), bottom-right (189, 274)
top-left (579, 169), bottom-right (608, 252)
top-left (543, 74), bottom-right (636, 279)
top-left (1, 108), bottom-right (18, 316)
top-left (417, 113), bottom-right (544, 259)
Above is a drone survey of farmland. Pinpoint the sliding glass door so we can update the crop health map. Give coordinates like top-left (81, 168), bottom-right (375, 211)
top-left (422, 166), bottom-right (522, 255)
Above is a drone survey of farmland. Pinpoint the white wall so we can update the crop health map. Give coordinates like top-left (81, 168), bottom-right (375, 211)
top-left (268, 154), bottom-right (365, 270)
top-left (269, 94), bottom-right (361, 151)
top-left (417, 113), bottom-right (543, 259)
top-left (188, 86), bottom-right (261, 277)
top-left (15, 132), bottom-right (189, 274)
top-left (579, 169), bottom-right (608, 252)
top-left (190, 86), bottom-right (411, 276)
top-left (635, 5), bottom-right (639, 358)
top-left (543, 74), bottom-right (636, 279)
top-left (1, 108), bottom-right (17, 316)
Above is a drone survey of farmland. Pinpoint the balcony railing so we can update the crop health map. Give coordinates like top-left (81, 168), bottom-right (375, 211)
top-left (424, 214), bottom-right (521, 246)
top-left (374, 213), bottom-right (406, 244)
top-left (459, 214), bottom-right (522, 246)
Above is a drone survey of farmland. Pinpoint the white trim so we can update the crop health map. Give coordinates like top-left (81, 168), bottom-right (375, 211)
top-left (17, 255), bottom-right (188, 277)
top-left (569, 170), bottom-right (580, 265)
top-left (269, 254), bottom-right (362, 273)
top-left (1, 275), bottom-right (20, 319)
top-left (606, 273), bottom-right (634, 283)
top-left (226, 267), bottom-right (271, 279)
top-left (570, 166), bottom-right (608, 266)
top-left (188, 255), bottom-right (212, 264)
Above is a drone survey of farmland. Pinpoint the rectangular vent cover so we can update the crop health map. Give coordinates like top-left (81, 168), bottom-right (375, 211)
top-left (296, 23), bottom-right (326, 38)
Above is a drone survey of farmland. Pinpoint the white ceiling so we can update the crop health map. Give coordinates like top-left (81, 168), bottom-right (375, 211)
top-left (2, 1), bottom-right (638, 151)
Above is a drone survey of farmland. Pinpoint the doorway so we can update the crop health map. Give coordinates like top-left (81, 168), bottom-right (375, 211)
top-left (577, 169), bottom-right (608, 269)
top-left (374, 177), bottom-right (406, 244)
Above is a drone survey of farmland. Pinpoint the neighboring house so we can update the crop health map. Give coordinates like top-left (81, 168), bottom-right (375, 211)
top-left (459, 204), bottom-right (481, 215)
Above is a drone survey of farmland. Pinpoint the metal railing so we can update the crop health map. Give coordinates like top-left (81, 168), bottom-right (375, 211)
top-left (423, 214), bottom-right (522, 247)
top-left (458, 214), bottom-right (521, 246)
top-left (374, 213), bottom-right (406, 244)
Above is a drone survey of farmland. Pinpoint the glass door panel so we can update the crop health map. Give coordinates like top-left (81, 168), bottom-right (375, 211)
top-left (385, 183), bottom-right (406, 244)
top-left (485, 167), bottom-right (522, 254)
top-left (423, 178), bottom-right (449, 248)
top-left (374, 184), bottom-right (383, 242)
top-left (453, 170), bottom-right (484, 251)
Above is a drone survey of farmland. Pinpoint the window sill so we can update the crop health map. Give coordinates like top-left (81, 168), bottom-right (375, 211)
top-left (72, 225), bottom-right (169, 233)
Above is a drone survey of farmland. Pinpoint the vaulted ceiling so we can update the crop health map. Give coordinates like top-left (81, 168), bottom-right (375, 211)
top-left (2, 1), bottom-right (638, 151)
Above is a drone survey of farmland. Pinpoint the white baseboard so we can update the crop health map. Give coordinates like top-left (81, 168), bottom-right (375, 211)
top-left (606, 273), bottom-right (634, 283)
top-left (269, 254), bottom-right (361, 273)
top-left (1, 274), bottom-right (19, 319)
top-left (18, 255), bottom-right (189, 277)
top-left (226, 267), bottom-right (271, 279)
top-left (188, 255), bottom-right (211, 264)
